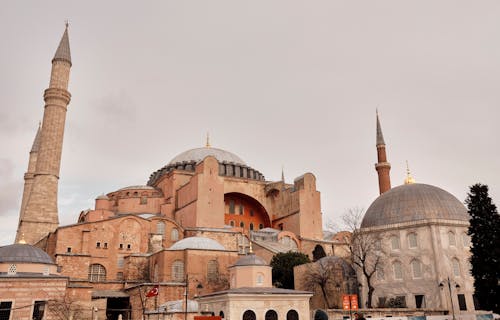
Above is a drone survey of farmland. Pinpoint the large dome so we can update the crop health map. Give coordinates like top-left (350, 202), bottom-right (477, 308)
top-left (0, 244), bottom-right (54, 264)
top-left (361, 183), bottom-right (469, 228)
top-left (169, 147), bottom-right (246, 166)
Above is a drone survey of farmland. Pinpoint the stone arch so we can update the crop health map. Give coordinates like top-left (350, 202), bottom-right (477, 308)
top-left (314, 309), bottom-right (328, 320)
top-left (224, 192), bottom-right (271, 229)
top-left (287, 310), bottom-right (299, 320)
top-left (265, 310), bottom-right (278, 320)
top-left (88, 263), bottom-right (106, 282)
top-left (312, 245), bottom-right (326, 261)
top-left (242, 310), bottom-right (256, 320)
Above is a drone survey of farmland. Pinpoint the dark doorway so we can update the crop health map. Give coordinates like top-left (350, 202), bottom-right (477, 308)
top-left (287, 310), bottom-right (299, 320)
top-left (265, 310), bottom-right (278, 320)
top-left (106, 297), bottom-right (131, 320)
top-left (243, 310), bottom-right (256, 320)
top-left (457, 294), bottom-right (467, 311)
top-left (312, 245), bottom-right (326, 261)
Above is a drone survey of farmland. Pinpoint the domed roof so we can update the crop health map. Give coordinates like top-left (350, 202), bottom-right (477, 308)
top-left (233, 254), bottom-right (268, 267)
top-left (0, 244), bottom-right (54, 264)
top-left (118, 185), bottom-right (157, 191)
top-left (169, 237), bottom-right (225, 251)
top-left (362, 183), bottom-right (469, 228)
top-left (168, 147), bottom-right (246, 166)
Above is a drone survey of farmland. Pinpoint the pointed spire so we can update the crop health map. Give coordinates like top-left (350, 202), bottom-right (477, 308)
top-left (281, 165), bottom-right (285, 183)
top-left (52, 22), bottom-right (71, 65)
top-left (404, 160), bottom-right (416, 184)
top-left (205, 132), bottom-right (211, 148)
top-left (376, 109), bottom-right (385, 146)
top-left (30, 122), bottom-right (42, 153)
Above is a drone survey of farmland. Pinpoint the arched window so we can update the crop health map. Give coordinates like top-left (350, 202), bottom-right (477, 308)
top-left (171, 228), bottom-right (179, 241)
top-left (448, 231), bottom-right (456, 247)
top-left (230, 220), bottom-right (235, 227)
top-left (240, 222), bottom-right (245, 228)
top-left (153, 263), bottom-right (159, 282)
top-left (408, 233), bottom-right (418, 248)
top-left (88, 264), bottom-right (106, 282)
top-left (280, 236), bottom-right (298, 251)
top-left (287, 310), bottom-right (299, 320)
top-left (250, 223), bottom-right (254, 231)
top-left (207, 260), bottom-right (219, 282)
top-left (312, 245), bottom-right (326, 261)
top-left (452, 258), bottom-right (461, 277)
top-left (259, 223), bottom-right (264, 230)
top-left (376, 266), bottom-right (385, 280)
top-left (157, 222), bottom-right (165, 235)
top-left (391, 235), bottom-right (401, 250)
top-left (8, 264), bottom-right (16, 275)
top-left (172, 260), bottom-right (184, 282)
top-left (411, 260), bottom-right (422, 278)
top-left (243, 310), bottom-right (256, 320)
top-left (265, 310), bottom-right (278, 320)
top-left (393, 261), bottom-right (403, 280)
top-left (256, 273), bottom-right (264, 285)
top-left (462, 233), bottom-right (470, 247)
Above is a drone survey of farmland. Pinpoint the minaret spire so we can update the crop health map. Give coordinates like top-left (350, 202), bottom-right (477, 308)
top-left (375, 110), bottom-right (391, 194)
top-left (16, 25), bottom-right (73, 244)
top-left (404, 160), bottom-right (415, 184)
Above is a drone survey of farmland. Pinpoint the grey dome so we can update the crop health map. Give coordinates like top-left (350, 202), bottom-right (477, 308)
top-left (362, 183), bottom-right (469, 228)
top-left (0, 244), bottom-right (54, 264)
top-left (169, 147), bottom-right (246, 166)
top-left (233, 254), bottom-right (268, 267)
top-left (169, 237), bottom-right (225, 251)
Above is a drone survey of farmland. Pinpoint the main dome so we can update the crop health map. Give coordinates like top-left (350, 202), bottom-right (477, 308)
top-left (168, 147), bottom-right (246, 166)
top-left (361, 183), bottom-right (469, 228)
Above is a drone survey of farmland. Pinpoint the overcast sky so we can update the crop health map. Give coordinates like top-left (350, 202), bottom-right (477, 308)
top-left (1, 1), bottom-right (499, 245)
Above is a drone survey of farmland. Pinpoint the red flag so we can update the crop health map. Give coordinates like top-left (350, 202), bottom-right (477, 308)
top-left (146, 285), bottom-right (159, 297)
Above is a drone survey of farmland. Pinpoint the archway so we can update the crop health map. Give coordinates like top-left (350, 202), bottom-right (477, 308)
top-left (243, 310), bottom-right (256, 320)
top-left (265, 310), bottom-right (278, 320)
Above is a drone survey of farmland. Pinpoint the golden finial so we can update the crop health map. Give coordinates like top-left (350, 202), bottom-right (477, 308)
top-left (18, 233), bottom-right (27, 244)
top-left (205, 132), bottom-right (211, 148)
top-left (248, 241), bottom-right (253, 254)
top-left (404, 160), bottom-right (415, 184)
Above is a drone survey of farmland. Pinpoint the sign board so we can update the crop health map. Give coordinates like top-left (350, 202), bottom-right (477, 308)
top-left (350, 294), bottom-right (358, 310)
top-left (342, 295), bottom-right (351, 310)
top-left (342, 294), bottom-right (358, 310)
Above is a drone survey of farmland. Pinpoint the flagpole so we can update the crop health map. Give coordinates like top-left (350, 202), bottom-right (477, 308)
top-left (185, 274), bottom-right (189, 320)
top-left (155, 284), bottom-right (159, 320)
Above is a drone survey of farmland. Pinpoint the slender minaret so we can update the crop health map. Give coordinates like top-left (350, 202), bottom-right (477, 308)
top-left (16, 25), bottom-right (72, 244)
top-left (375, 110), bottom-right (391, 194)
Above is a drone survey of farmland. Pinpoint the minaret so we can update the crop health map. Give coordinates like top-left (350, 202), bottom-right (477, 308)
top-left (375, 111), bottom-right (391, 194)
top-left (16, 25), bottom-right (72, 245)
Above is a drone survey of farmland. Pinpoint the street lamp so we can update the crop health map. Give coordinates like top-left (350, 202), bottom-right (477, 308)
top-left (439, 277), bottom-right (460, 320)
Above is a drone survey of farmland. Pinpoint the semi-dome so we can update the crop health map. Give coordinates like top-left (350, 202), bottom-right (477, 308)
top-left (169, 147), bottom-right (246, 166)
top-left (362, 183), bottom-right (469, 228)
top-left (168, 237), bottom-right (225, 251)
top-left (233, 254), bottom-right (268, 267)
top-left (0, 244), bottom-right (54, 264)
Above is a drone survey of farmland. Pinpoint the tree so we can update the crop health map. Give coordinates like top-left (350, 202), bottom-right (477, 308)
top-left (270, 251), bottom-right (310, 289)
top-left (465, 183), bottom-right (500, 313)
top-left (343, 207), bottom-right (385, 308)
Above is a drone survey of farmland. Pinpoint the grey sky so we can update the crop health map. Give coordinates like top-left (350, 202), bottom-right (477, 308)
top-left (1, 1), bottom-right (499, 245)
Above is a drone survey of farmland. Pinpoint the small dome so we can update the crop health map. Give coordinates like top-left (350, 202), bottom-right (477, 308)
top-left (118, 185), bottom-right (157, 191)
top-left (169, 147), bottom-right (246, 166)
top-left (362, 183), bottom-right (469, 228)
top-left (169, 237), bottom-right (225, 251)
top-left (233, 254), bottom-right (268, 267)
top-left (96, 194), bottom-right (109, 200)
top-left (0, 244), bottom-right (54, 264)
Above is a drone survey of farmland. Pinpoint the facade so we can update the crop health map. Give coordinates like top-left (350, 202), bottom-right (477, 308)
top-left (10, 26), bottom-right (335, 320)
top-left (358, 115), bottom-right (475, 314)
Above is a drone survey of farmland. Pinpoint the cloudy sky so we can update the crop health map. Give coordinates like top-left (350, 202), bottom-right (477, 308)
top-left (1, 1), bottom-right (499, 245)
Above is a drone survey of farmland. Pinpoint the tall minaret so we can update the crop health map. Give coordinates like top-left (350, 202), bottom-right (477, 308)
top-left (16, 25), bottom-right (72, 245)
top-left (375, 111), bottom-right (391, 194)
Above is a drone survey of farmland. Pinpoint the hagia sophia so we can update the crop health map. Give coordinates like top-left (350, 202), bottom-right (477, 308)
top-left (0, 26), bottom-right (477, 320)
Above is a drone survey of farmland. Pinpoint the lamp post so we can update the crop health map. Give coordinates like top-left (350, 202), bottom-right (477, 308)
top-left (439, 277), bottom-right (460, 320)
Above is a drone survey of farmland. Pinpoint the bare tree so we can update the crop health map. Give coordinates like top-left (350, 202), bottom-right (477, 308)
top-left (342, 207), bottom-right (385, 308)
top-left (303, 258), bottom-right (339, 309)
top-left (47, 296), bottom-right (85, 320)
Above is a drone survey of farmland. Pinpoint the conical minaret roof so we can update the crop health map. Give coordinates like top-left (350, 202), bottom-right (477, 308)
top-left (376, 110), bottom-right (386, 146)
top-left (52, 24), bottom-right (71, 65)
top-left (30, 123), bottom-right (42, 153)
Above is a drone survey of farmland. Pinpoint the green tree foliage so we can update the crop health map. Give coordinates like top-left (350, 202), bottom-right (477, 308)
top-left (465, 183), bottom-right (500, 313)
top-left (270, 251), bottom-right (310, 289)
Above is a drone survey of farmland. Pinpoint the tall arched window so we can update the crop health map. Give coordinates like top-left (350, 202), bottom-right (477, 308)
top-left (153, 263), bottom-right (159, 282)
top-left (452, 258), bottom-right (461, 277)
top-left (157, 222), bottom-right (165, 235)
top-left (265, 310), bottom-right (278, 320)
top-left (256, 273), bottom-right (264, 286)
top-left (411, 260), bottom-right (422, 278)
top-left (207, 260), bottom-right (219, 282)
top-left (448, 231), bottom-right (456, 247)
top-left (88, 264), bottom-right (106, 282)
top-left (172, 260), bottom-right (184, 282)
top-left (393, 261), bottom-right (403, 280)
top-left (391, 235), bottom-right (401, 250)
top-left (242, 310), bottom-right (256, 320)
top-left (171, 228), bottom-right (179, 241)
top-left (287, 310), bottom-right (299, 320)
top-left (461, 233), bottom-right (470, 247)
top-left (408, 233), bottom-right (418, 248)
